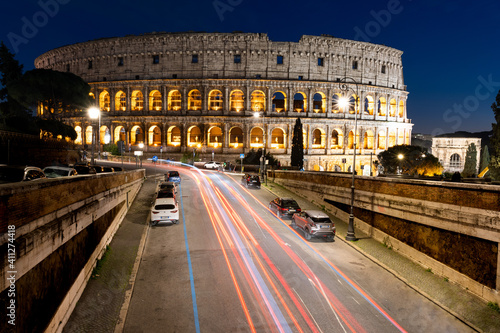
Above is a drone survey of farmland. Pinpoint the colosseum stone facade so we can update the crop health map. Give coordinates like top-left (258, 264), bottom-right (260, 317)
top-left (35, 32), bottom-right (412, 172)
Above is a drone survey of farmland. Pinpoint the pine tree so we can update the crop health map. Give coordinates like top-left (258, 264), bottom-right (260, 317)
top-left (489, 89), bottom-right (500, 180)
top-left (462, 143), bottom-right (477, 178)
top-left (290, 117), bottom-right (303, 169)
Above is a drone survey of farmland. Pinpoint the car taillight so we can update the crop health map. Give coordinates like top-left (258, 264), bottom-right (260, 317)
top-left (282, 208), bottom-right (288, 211)
top-left (171, 210), bottom-right (178, 213)
top-left (152, 211), bottom-right (159, 214)
top-left (296, 208), bottom-right (301, 212)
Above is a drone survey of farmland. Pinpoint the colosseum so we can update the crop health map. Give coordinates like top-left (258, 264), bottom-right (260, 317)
top-left (35, 32), bottom-right (412, 172)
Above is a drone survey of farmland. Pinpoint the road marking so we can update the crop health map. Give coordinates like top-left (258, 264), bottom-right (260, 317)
top-left (179, 185), bottom-right (201, 333)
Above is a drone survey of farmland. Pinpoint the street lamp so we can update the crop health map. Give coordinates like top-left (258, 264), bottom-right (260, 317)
top-left (88, 107), bottom-right (100, 165)
top-left (339, 77), bottom-right (359, 241)
top-left (254, 111), bottom-right (267, 184)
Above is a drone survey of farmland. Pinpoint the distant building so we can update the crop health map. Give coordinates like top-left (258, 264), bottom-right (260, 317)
top-left (431, 137), bottom-right (481, 173)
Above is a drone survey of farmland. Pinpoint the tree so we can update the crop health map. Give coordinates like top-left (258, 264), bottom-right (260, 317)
top-left (479, 145), bottom-right (490, 177)
top-left (462, 143), bottom-right (477, 178)
top-left (290, 117), bottom-right (303, 169)
top-left (8, 68), bottom-right (92, 115)
top-left (377, 144), bottom-right (443, 176)
top-left (489, 89), bottom-right (500, 180)
top-left (242, 148), bottom-right (278, 166)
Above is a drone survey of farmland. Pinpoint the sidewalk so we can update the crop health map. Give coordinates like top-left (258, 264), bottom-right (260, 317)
top-left (263, 180), bottom-right (500, 333)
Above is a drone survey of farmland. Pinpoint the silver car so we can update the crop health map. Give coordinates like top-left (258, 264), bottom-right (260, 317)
top-left (291, 210), bottom-right (335, 242)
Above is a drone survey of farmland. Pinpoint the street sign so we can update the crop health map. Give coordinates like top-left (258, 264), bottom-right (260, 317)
top-left (240, 153), bottom-right (245, 159)
top-left (152, 155), bottom-right (158, 162)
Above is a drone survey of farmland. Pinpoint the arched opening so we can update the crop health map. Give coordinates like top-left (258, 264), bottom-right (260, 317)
top-left (271, 128), bottom-right (285, 149)
top-left (114, 126), bottom-right (126, 144)
top-left (331, 129), bottom-right (343, 149)
top-left (272, 91), bottom-right (286, 113)
top-left (149, 90), bottom-right (162, 111)
top-left (167, 126), bottom-right (181, 146)
top-left (99, 126), bottom-right (110, 145)
top-left (188, 90), bottom-right (202, 111)
top-left (390, 98), bottom-right (397, 117)
top-left (75, 126), bottom-right (82, 145)
top-left (148, 125), bottom-right (161, 146)
top-left (405, 132), bottom-right (410, 145)
top-left (130, 126), bottom-right (144, 145)
top-left (85, 126), bottom-right (93, 145)
top-left (388, 130), bottom-right (396, 148)
top-left (449, 153), bottom-right (461, 169)
top-left (131, 90), bottom-right (144, 111)
top-left (208, 90), bottom-right (223, 111)
top-left (250, 127), bottom-right (264, 148)
top-left (348, 130), bottom-right (360, 149)
top-left (230, 90), bottom-right (244, 112)
top-left (99, 91), bottom-right (110, 111)
top-left (363, 130), bottom-right (374, 149)
top-left (229, 127), bottom-right (243, 148)
top-left (115, 91), bottom-right (126, 111)
top-left (312, 128), bottom-right (325, 148)
top-left (332, 93), bottom-right (341, 113)
top-left (251, 90), bottom-right (266, 111)
top-left (399, 100), bottom-right (404, 117)
top-left (168, 90), bottom-right (181, 111)
top-left (293, 92), bottom-right (307, 112)
top-left (398, 130), bottom-right (405, 145)
top-left (187, 126), bottom-right (202, 147)
top-left (378, 97), bottom-right (387, 116)
top-left (378, 130), bottom-right (386, 149)
top-left (365, 95), bottom-right (375, 115)
top-left (313, 92), bottom-right (326, 113)
top-left (208, 126), bottom-right (223, 148)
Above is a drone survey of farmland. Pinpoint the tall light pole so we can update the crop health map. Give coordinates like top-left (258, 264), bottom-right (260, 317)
top-left (254, 111), bottom-right (266, 184)
top-left (338, 77), bottom-right (359, 241)
top-left (88, 107), bottom-right (100, 165)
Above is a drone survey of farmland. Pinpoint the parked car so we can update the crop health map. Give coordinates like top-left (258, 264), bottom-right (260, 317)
top-left (156, 188), bottom-right (176, 199)
top-left (73, 164), bottom-right (97, 175)
top-left (268, 197), bottom-right (301, 218)
top-left (291, 210), bottom-right (336, 241)
top-left (165, 171), bottom-right (181, 183)
top-left (43, 166), bottom-right (78, 178)
top-left (156, 181), bottom-right (178, 193)
top-left (150, 197), bottom-right (179, 225)
top-left (241, 174), bottom-right (261, 189)
top-left (93, 165), bottom-right (114, 173)
top-left (204, 161), bottom-right (221, 169)
top-left (0, 165), bottom-right (46, 184)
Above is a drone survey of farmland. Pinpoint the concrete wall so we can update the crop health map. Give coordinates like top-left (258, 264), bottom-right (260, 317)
top-left (0, 170), bottom-right (144, 333)
top-left (271, 170), bottom-right (500, 303)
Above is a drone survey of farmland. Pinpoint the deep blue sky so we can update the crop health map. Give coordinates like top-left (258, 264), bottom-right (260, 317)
top-left (2, 0), bottom-right (499, 135)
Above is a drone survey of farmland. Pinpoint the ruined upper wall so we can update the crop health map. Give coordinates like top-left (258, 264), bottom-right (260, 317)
top-left (35, 32), bottom-right (405, 90)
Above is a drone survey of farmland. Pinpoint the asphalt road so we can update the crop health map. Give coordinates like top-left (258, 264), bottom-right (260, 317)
top-left (116, 162), bottom-right (473, 333)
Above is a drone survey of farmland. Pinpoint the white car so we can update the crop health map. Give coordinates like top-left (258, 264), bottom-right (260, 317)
top-left (204, 161), bottom-right (221, 169)
top-left (150, 197), bottom-right (179, 225)
top-left (43, 166), bottom-right (78, 178)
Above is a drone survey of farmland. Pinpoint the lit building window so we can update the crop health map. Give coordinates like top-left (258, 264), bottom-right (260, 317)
top-left (149, 90), bottom-right (162, 111)
top-left (230, 90), bottom-right (244, 111)
top-left (208, 90), bottom-right (223, 110)
top-left (131, 90), bottom-right (144, 111)
top-left (251, 90), bottom-right (265, 111)
top-left (188, 90), bottom-right (202, 110)
top-left (168, 90), bottom-right (182, 111)
top-left (115, 91), bottom-right (126, 111)
top-left (99, 91), bottom-right (110, 111)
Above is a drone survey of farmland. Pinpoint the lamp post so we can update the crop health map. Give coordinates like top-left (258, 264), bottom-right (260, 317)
top-left (254, 111), bottom-right (266, 184)
top-left (338, 77), bottom-right (359, 241)
top-left (88, 107), bottom-right (100, 165)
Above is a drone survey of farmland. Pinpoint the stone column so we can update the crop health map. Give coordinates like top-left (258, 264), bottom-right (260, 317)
top-left (144, 87), bottom-right (149, 112)
top-left (182, 87), bottom-right (188, 115)
top-left (245, 86), bottom-right (251, 112)
top-left (224, 87), bottom-right (229, 114)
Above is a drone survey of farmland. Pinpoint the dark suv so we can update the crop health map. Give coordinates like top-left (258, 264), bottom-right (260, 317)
top-left (269, 197), bottom-right (301, 218)
top-left (241, 174), bottom-right (261, 189)
top-left (0, 165), bottom-right (46, 184)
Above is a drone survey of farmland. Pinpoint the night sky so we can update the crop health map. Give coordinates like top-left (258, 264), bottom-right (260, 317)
top-left (1, 0), bottom-right (499, 135)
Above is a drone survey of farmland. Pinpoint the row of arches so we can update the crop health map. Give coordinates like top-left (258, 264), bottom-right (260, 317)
top-left (94, 88), bottom-right (405, 117)
top-left (75, 124), bottom-right (409, 150)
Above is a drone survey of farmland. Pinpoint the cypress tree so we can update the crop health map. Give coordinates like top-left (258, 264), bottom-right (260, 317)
top-left (489, 90), bottom-right (500, 180)
top-left (291, 117), bottom-right (303, 169)
top-left (462, 143), bottom-right (477, 178)
top-left (479, 145), bottom-right (490, 176)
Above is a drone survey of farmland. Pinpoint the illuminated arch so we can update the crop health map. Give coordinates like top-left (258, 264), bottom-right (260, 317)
top-left (313, 92), bottom-right (326, 113)
top-left (130, 125), bottom-right (144, 145)
top-left (131, 90), bottom-right (144, 111)
top-left (229, 127), bottom-right (243, 148)
top-left (363, 130), bottom-right (374, 149)
top-left (187, 126), bottom-right (202, 146)
top-left (148, 125), bottom-right (161, 146)
top-left (188, 89), bottom-right (202, 110)
top-left (230, 90), bottom-right (244, 112)
top-left (85, 126), bottom-right (93, 145)
top-left (149, 90), bottom-right (162, 111)
top-left (271, 128), bottom-right (285, 149)
top-left (348, 129), bottom-right (360, 149)
top-left (364, 95), bottom-right (375, 115)
top-left (114, 126), bottom-right (126, 144)
top-left (99, 126), bottom-right (110, 145)
top-left (331, 129), bottom-right (343, 148)
top-left (208, 90), bottom-right (223, 111)
top-left (405, 131), bottom-right (410, 145)
top-left (389, 98), bottom-right (397, 117)
top-left (272, 91), bottom-right (286, 113)
top-left (398, 130), bottom-right (405, 145)
top-left (312, 128), bottom-right (325, 148)
top-left (388, 130), bottom-right (396, 148)
top-left (331, 93), bottom-right (341, 113)
top-left (115, 91), bottom-right (126, 111)
top-left (293, 92), bottom-right (307, 113)
top-left (99, 91), bottom-right (110, 111)
top-left (74, 126), bottom-right (82, 145)
top-left (399, 100), bottom-right (405, 117)
top-left (378, 130), bottom-right (387, 149)
top-left (378, 97), bottom-right (387, 116)
top-left (168, 90), bottom-right (182, 111)
top-left (167, 126), bottom-right (181, 146)
top-left (250, 127), bottom-right (264, 148)
top-left (251, 90), bottom-right (266, 111)
top-left (208, 126), bottom-right (223, 148)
